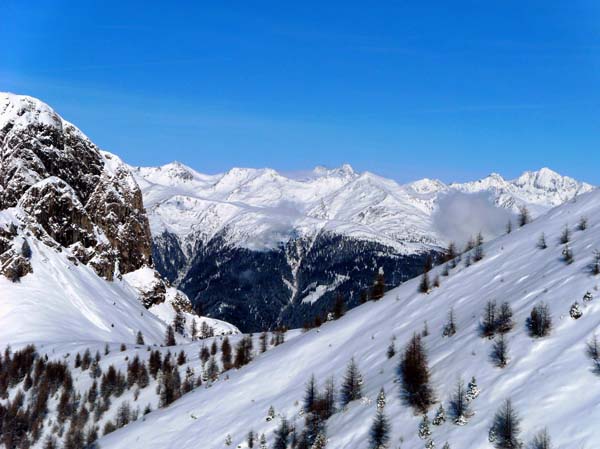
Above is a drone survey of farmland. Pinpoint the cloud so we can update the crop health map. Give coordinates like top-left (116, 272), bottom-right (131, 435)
top-left (432, 191), bottom-right (514, 248)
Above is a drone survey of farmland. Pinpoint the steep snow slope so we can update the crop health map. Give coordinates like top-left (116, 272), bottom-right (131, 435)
top-left (0, 209), bottom-right (168, 345)
top-left (101, 190), bottom-right (600, 449)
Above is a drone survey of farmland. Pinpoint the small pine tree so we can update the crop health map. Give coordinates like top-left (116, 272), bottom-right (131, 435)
top-left (466, 376), bottom-right (480, 402)
top-left (529, 428), bottom-right (552, 449)
top-left (304, 374), bottom-right (318, 414)
top-left (526, 303), bottom-right (552, 338)
top-left (418, 414), bottom-right (432, 439)
top-left (376, 387), bottom-right (386, 411)
top-left (442, 308), bottom-right (456, 337)
top-left (481, 300), bottom-right (497, 338)
top-left (449, 378), bottom-right (472, 425)
top-left (225, 434), bottom-right (232, 446)
top-left (586, 335), bottom-right (600, 374)
top-left (247, 430), bottom-right (255, 448)
top-left (419, 272), bottom-right (430, 294)
top-left (260, 433), bottom-right (268, 449)
top-left (422, 321), bottom-right (429, 337)
top-left (399, 333), bottom-right (434, 413)
top-left (386, 339), bottom-right (396, 359)
top-left (266, 405), bottom-right (276, 421)
top-left (560, 225), bottom-right (570, 244)
top-left (537, 233), bottom-right (547, 250)
top-left (136, 331), bottom-right (145, 345)
top-left (563, 244), bottom-right (574, 264)
top-left (473, 232), bottom-right (484, 262)
top-left (332, 293), bottom-right (346, 319)
top-left (506, 220), bottom-right (512, 234)
top-left (369, 409), bottom-right (391, 449)
top-left (371, 271), bottom-right (386, 301)
top-left (21, 239), bottom-right (32, 259)
top-left (432, 404), bottom-right (446, 426)
top-left (442, 443), bottom-right (451, 449)
top-left (497, 302), bottom-right (514, 334)
top-left (165, 325), bottom-right (176, 346)
top-left (340, 358), bottom-right (363, 406)
top-left (570, 302), bottom-right (583, 320)
top-left (518, 206), bottom-right (530, 227)
top-left (490, 399), bottom-right (521, 449)
top-left (578, 216), bottom-right (588, 231)
top-left (273, 417), bottom-right (291, 449)
top-left (593, 251), bottom-right (600, 275)
top-left (491, 335), bottom-right (509, 368)
top-left (221, 337), bottom-right (232, 370)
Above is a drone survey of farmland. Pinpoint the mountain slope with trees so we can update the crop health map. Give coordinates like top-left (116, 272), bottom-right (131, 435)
top-left (101, 187), bottom-right (600, 449)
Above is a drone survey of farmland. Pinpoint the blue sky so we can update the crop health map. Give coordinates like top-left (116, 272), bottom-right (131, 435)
top-left (1, 1), bottom-right (599, 183)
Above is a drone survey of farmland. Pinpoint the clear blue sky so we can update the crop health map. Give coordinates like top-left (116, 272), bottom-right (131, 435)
top-left (2, 1), bottom-right (599, 183)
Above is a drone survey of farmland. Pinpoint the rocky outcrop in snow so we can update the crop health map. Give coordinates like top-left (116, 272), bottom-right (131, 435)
top-left (0, 93), bottom-right (152, 281)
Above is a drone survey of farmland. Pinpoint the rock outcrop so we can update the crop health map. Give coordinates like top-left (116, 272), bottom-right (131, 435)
top-left (0, 93), bottom-right (152, 282)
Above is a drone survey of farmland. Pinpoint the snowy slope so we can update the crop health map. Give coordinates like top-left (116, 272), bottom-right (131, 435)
top-left (0, 209), bottom-right (168, 345)
top-left (101, 189), bottom-right (600, 449)
top-left (132, 161), bottom-right (593, 254)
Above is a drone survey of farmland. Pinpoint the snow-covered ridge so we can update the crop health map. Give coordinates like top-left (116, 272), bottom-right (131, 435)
top-left (133, 159), bottom-right (593, 253)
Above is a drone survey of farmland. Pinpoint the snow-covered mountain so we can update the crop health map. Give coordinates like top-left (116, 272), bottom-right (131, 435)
top-left (100, 186), bottom-right (600, 449)
top-left (0, 93), bottom-right (239, 343)
top-left (133, 160), bottom-right (592, 331)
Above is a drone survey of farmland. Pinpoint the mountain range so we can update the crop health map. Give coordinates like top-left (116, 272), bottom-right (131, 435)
top-left (131, 158), bottom-right (592, 331)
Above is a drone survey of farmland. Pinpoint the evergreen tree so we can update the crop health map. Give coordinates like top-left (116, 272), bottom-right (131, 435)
top-left (259, 332), bottom-right (269, 353)
top-left (445, 241), bottom-right (457, 262)
top-left (221, 337), bottom-right (232, 370)
top-left (369, 409), bottom-right (390, 449)
top-left (418, 414), bottom-right (432, 439)
top-left (419, 272), bottom-right (430, 294)
top-left (442, 308), bottom-right (456, 337)
top-left (164, 325), bottom-right (176, 346)
top-left (398, 333), bottom-right (434, 413)
top-left (376, 387), bottom-right (386, 411)
top-left (586, 335), bottom-right (600, 373)
top-left (371, 272), bottom-right (386, 301)
top-left (526, 303), bottom-right (552, 338)
top-left (273, 417), bottom-right (291, 449)
top-left (260, 433), bottom-right (268, 449)
top-left (473, 232), bottom-right (484, 262)
top-left (490, 399), bottom-right (521, 449)
top-left (529, 428), bottom-right (552, 449)
top-left (518, 206), bottom-right (530, 227)
top-left (332, 293), bottom-right (346, 319)
top-left (304, 374), bottom-right (318, 414)
top-left (593, 251), bottom-right (600, 276)
top-left (578, 216), bottom-right (588, 231)
top-left (247, 430), bottom-right (255, 448)
top-left (506, 220), bottom-right (512, 234)
top-left (481, 300), bottom-right (497, 338)
top-left (537, 233), bottom-right (547, 250)
top-left (570, 302), bottom-right (583, 320)
top-left (466, 376), bottom-right (480, 402)
top-left (563, 244), bottom-right (574, 264)
top-left (432, 403), bottom-right (446, 426)
top-left (491, 335), bottom-right (509, 368)
top-left (560, 225), bottom-right (570, 244)
top-left (340, 358), bottom-right (363, 406)
top-left (386, 338), bottom-right (396, 359)
top-left (173, 310), bottom-right (186, 335)
top-left (21, 239), bottom-right (32, 259)
top-left (449, 378), bottom-right (472, 425)
top-left (497, 302), bottom-right (514, 334)
top-left (136, 331), bottom-right (145, 345)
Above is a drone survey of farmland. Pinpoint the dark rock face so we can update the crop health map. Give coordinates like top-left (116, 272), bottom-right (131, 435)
top-left (0, 94), bottom-right (153, 281)
top-left (154, 231), bottom-right (436, 332)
